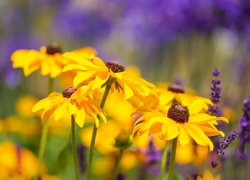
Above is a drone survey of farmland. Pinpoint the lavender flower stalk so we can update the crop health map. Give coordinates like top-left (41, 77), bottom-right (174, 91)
top-left (211, 131), bottom-right (237, 167)
top-left (208, 68), bottom-right (221, 115)
top-left (237, 98), bottom-right (250, 160)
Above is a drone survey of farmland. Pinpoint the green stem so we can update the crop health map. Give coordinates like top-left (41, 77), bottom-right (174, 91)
top-left (112, 149), bottom-right (124, 180)
top-left (36, 78), bottom-right (54, 179)
top-left (86, 78), bottom-right (113, 180)
top-left (168, 137), bottom-right (178, 180)
top-left (71, 115), bottom-right (80, 180)
top-left (160, 141), bottom-right (169, 180)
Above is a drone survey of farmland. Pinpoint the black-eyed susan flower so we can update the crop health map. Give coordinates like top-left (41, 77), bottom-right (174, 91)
top-left (11, 44), bottom-right (69, 78)
top-left (159, 83), bottom-right (213, 111)
top-left (62, 52), bottom-right (157, 101)
top-left (10, 45), bottom-right (96, 79)
top-left (133, 99), bottom-right (228, 150)
top-left (32, 86), bottom-right (106, 127)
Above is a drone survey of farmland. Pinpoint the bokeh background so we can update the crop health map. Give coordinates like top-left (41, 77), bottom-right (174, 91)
top-left (0, 0), bottom-right (250, 179)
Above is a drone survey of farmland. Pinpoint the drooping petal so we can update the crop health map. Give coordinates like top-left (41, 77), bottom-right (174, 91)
top-left (41, 107), bottom-right (56, 124)
top-left (184, 123), bottom-right (214, 150)
top-left (178, 125), bottom-right (190, 145)
top-left (161, 121), bottom-right (179, 140)
top-left (75, 108), bottom-right (85, 128)
top-left (54, 99), bottom-right (68, 121)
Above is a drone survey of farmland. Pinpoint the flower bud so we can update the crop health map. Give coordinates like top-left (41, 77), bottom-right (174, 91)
top-left (114, 129), bottom-right (133, 150)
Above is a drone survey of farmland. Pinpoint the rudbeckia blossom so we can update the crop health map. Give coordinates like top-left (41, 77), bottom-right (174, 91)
top-left (159, 83), bottom-right (213, 111)
top-left (11, 44), bottom-right (70, 78)
top-left (62, 52), bottom-right (156, 101)
top-left (32, 86), bottom-right (106, 127)
top-left (133, 99), bottom-right (228, 150)
top-left (11, 45), bottom-right (96, 79)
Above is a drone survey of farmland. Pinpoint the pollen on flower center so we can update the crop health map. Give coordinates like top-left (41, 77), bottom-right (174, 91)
top-left (105, 61), bottom-right (125, 73)
top-left (46, 44), bottom-right (62, 55)
top-left (168, 84), bottom-right (185, 93)
top-left (167, 104), bottom-right (189, 123)
top-left (62, 87), bottom-right (77, 98)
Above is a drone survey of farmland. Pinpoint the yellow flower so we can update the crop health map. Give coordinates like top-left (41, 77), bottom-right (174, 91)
top-left (159, 83), bottom-right (212, 110)
top-left (58, 47), bottom-right (97, 87)
top-left (0, 141), bottom-right (60, 180)
top-left (62, 52), bottom-right (156, 101)
top-left (15, 94), bottom-right (39, 117)
top-left (11, 44), bottom-right (70, 78)
top-left (133, 99), bottom-right (228, 150)
top-left (32, 86), bottom-right (106, 127)
top-left (11, 45), bottom-right (96, 79)
top-left (0, 141), bottom-right (39, 179)
top-left (197, 170), bottom-right (221, 180)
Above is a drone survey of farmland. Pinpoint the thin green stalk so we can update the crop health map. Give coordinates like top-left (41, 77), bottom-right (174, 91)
top-left (71, 115), bottom-right (80, 180)
top-left (160, 141), bottom-right (169, 180)
top-left (112, 149), bottom-right (124, 180)
top-left (36, 78), bottom-right (54, 179)
top-left (86, 78), bottom-right (113, 180)
top-left (168, 137), bottom-right (178, 180)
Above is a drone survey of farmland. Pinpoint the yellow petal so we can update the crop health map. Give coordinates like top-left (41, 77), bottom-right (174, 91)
top-left (178, 125), bottom-right (190, 145)
top-left (148, 122), bottom-right (163, 135)
top-left (41, 107), bottom-right (56, 124)
top-left (54, 99), bottom-right (68, 121)
top-left (188, 99), bottom-right (205, 115)
top-left (92, 72), bottom-right (109, 90)
top-left (203, 170), bottom-right (213, 180)
top-left (75, 108), bottom-right (85, 128)
top-left (62, 64), bottom-right (87, 72)
top-left (184, 123), bottom-right (214, 150)
top-left (123, 82), bottom-right (134, 100)
top-left (63, 52), bottom-right (98, 68)
top-left (162, 122), bottom-right (179, 140)
top-left (73, 71), bottom-right (96, 87)
top-left (159, 91), bottom-right (175, 106)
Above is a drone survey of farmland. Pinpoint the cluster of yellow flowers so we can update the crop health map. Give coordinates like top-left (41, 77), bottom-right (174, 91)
top-left (9, 44), bottom-right (227, 179)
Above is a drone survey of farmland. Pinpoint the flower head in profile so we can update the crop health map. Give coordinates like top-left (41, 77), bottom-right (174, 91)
top-left (11, 44), bottom-right (69, 78)
top-left (159, 83), bottom-right (213, 111)
top-left (32, 86), bottom-right (106, 127)
top-left (62, 52), bottom-right (156, 101)
top-left (11, 44), bottom-right (96, 79)
top-left (133, 99), bottom-right (228, 150)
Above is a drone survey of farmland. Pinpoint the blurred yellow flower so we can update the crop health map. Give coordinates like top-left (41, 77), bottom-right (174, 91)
top-left (62, 52), bottom-right (156, 101)
top-left (0, 141), bottom-right (60, 180)
top-left (15, 94), bottom-right (39, 117)
top-left (133, 99), bottom-right (228, 150)
top-left (197, 170), bottom-right (220, 180)
top-left (11, 45), bottom-right (96, 79)
top-left (0, 116), bottom-right (41, 137)
top-left (11, 44), bottom-right (70, 78)
top-left (32, 86), bottom-right (106, 127)
top-left (0, 141), bottom-right (39, 179)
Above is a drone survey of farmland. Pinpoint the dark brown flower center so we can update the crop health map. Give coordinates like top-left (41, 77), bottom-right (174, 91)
top-left (105, 61), bottom-right (125, 73)
top-left (62, 87), bottom-right (77, 98)
top-left (46, 44), bottom-right (62, 55)
top-left (168, 84), bottom-right (185, 93)
top-left (167, 104), bottom-right (189, 123)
